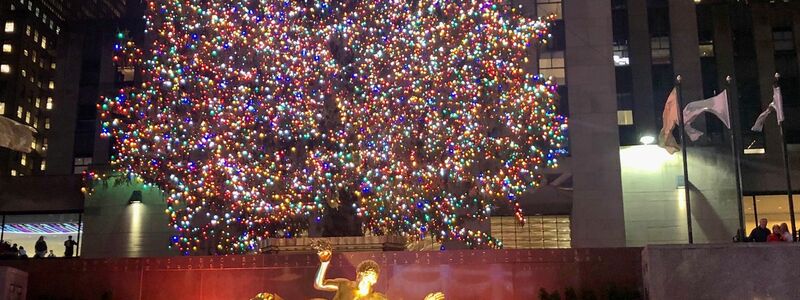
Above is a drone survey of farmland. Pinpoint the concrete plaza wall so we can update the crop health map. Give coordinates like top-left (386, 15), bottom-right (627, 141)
top-left (620, 145), bottom-right (740, 246)
top-left (0, 248), bottom-right (642, 300)
top-left (643, 244), bottom-right (800, 300)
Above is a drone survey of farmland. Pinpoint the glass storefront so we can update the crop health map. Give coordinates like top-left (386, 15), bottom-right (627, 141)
top-left (1, 213), bottom-right (83, 257)
top-left (491, 215), bottom-right (571, 249)
top-left (742, 193), bottom-right (800, 239)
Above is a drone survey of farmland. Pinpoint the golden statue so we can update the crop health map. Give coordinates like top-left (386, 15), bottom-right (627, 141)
top-left (252, 239), bottom-right (445, 300)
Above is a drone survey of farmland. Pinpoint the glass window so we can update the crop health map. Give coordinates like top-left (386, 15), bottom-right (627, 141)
top-left (33, 31), bottom-right (38, 42)
top-left (4, 21), bottom-right (14, 33)
top-left (42, 138), bottom-right (47, 151)
top-left (16, 106), bottom-right (22, 118)
top-left (0, 64), bottom-right (9, 73)
top-left (119, 67), bottom-right (135, 82)
top-left (50, 63), bottom-right (55, 70)
top-left (491, 215), bottom-right (571, 249)
top-left (651, 36), bottom-right (671, 64)
top-left (2, 44), bottom-right (11, 53)
top-left (10, 170), bottom-right (16, 176)
top-left (40, 160), bottom-right (45, 171)
top-left (40, 36), bottom-right (46, 49)
top-left (613, 44), bottom-right (630, 66)
top-left (617, 110), bottom-right (634, 125)
top-left (539, 50), bottom-right (566, 84)
top-left (20, 154), bottom-right (26, 166)
top-left (0, 102), bottom-right (5, 114)
top-left (24, 111), bottom-right (30, 123)
top-left (20, 69), bottom-right (25, 77)
top-left (34, 97), bottom-right (40, 108)
top-left (25, 25), bottom-right (30, 36)
top-left (699, 43), bottom-right (714, 57)
top-left (44, 118), bottom-right (50, 129)
top-left (773, 30), bottom-right (795, 52)
top-left (48, 81), bottom-right (54, 89)
top-left (537, 0), bottom-right (562, 19)
top-left (1, 214), bottom-right (84, 258)
top-left (46, 97), bottom-right (52, 110)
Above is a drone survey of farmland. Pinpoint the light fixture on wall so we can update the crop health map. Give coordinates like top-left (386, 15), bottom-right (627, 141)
top-left (639, 135), bottom-right (655, 145)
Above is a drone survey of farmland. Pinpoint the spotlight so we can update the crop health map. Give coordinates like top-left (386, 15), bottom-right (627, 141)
top-left (639, 135), bottom-right (655, 145)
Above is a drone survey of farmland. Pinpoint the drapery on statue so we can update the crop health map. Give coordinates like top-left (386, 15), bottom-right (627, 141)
top-left (252, 240), bottom-right (445, 300)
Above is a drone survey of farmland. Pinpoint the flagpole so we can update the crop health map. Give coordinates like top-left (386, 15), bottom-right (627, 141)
top-left (725, 76), bottom-right (746, 241)
top-left (775, 73), bottom-right (796, 241)
top-left (675, 75), bottom-right (693, 244)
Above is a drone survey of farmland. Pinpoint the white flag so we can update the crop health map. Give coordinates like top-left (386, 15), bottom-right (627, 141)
top-left (0, 116), bottom-right (35, 153)
top-left (658, 88), bottom-right (680, 154)
top-left (752, 87), bottom-right (784, 132)
top-left (683, 90), bottom-right (731, 141)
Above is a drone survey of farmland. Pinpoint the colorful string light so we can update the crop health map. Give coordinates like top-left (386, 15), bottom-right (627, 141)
top-left (98, 0), bottom-right (567, 254)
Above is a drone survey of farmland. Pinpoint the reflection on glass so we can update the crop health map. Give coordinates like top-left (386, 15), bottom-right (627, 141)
top-left (1, 214), bottom-right (82, 258)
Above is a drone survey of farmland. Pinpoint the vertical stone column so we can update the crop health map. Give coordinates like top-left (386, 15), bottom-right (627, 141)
top-left (564, 0), bottom-right (626, 247)
top-left (669, 0), bottom-right (703, 102)
top-left (627, 0), bottom-right (656, 137)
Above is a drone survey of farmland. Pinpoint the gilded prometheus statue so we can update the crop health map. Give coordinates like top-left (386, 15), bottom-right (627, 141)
top-left (251, 240), bottom-right (445, 300)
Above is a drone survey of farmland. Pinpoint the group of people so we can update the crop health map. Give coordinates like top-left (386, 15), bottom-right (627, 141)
top-left (0, 235), bottom-right (79, 259)
top-left (748, 218), bottom-right (794, 242)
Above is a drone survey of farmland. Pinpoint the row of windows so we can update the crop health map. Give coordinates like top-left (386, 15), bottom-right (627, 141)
top-left (11, 0), bottom-right (61, 34)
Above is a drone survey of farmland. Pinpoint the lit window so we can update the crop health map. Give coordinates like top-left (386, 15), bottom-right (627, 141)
top-left (119, 67), bottom-right (135, 82)
top-left (55, 26), bottom-right (60, 35)
top-left (699, 43), bottom-right (714, 57)
top-left (44, 118), bottom-right (50, 129)
top-left (48, 81), bottom-right (54, 89)
top-left (34, 97), bottom-right (40, 108)
top-left (40, 36), bottom-right (46, 49)
top-left (20, 69), bottom-right (25, 77)
top-left (46, 97), bottom-right (52, 109)
top-left (26, 2), bottom-right (31, 10)
top-left (4, 21), bottom-right (14, 33)
top-left (50, 63), bottom-right (55, 70)
top-left (20, 154), bottom-right (26, 166)
top-left (2, 44), bottom-right (11, 53)
top-left (0, 64), bottom-right (9, 73)
top-left (491, 215), bottom-right (571, 249)
top-left (10, 170), bottom-right (16, 176)
top-left (33, 31), bottom-right (38, 42)
top-left (23, 49), bottom-right (28, 56)
top-left (0, 102), bottom-right (5, 114)
top-left (537, 0), bottom-right (562, 19)
top-left (613, 44), bottom-right (630, 66)
top-left (539, 50), bottom-right (566, 84)
top-left (31, 139), bottom-right (36, 149)
top-left (25, 25), bottom-right (30, 36)
top-left (744, 148), bottom-right (765, 155)
top-left (34, 7), bottom-right (39, 17)
top-left (32, 116), bottom-right (37, 128)
top-left (617, 110), bottom-right (634, 125)
top-left (16, 106), bottom-right (22, 118)
top-left (10, 4), bottom-right (14, 11)
top-left (42, 138), bottom-right (47, 150)
top-left (40, 160), bottom-right (45, 171)
top-left (25, 111), bottom-right (30, 123)
top-left (651, 37), bottom-right (671, 64)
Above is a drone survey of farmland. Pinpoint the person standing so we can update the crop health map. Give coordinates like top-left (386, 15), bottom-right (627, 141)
top-left (18, 246), bottom-right (27, 258)
top-left (34, 236), bottom-right (47, 258)
top-left (768, 225), bottom-right (784, 242)
top-left (63, 235), bottom-right (78, 257)
top-left (748, 218), bottom-right (771, 242)
top-left (780, 223), bottom-right (793, 242)
top-left (47, 250), bottom-right (55, 258)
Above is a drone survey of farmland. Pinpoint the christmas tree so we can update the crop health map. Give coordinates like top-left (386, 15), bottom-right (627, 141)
top-left (99, 0), bottom-right (567, 254)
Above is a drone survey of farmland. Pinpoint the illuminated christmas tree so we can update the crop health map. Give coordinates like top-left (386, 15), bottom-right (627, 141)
top-left (99, 0), bottom-right (567, 254)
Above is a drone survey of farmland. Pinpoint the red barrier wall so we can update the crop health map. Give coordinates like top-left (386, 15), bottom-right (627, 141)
top-left (1, 248), bottom-right (642, 300)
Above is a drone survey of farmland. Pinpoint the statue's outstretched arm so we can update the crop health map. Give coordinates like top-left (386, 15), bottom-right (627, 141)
top-left (313, 250), bottom-right (338, 292)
